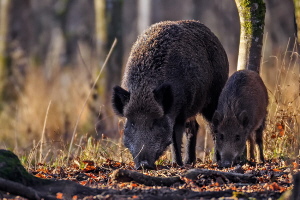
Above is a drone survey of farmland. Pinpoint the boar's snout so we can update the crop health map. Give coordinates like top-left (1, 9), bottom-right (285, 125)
top-left (219, 160), bottom-right (233, 168)
top-left (135, 160), bottom-right (155, 170)
top-left (217, 152), bottom-right (238, 168)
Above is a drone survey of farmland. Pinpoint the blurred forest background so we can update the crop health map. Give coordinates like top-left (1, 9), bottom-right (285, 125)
top-left (0, 0), bottom-right (299, 157)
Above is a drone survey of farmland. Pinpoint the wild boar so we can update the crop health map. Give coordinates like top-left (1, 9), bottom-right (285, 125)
top-left (112, 20), bottom-right (229, 169)
top-left (212, 69), bottom-right (268, 168)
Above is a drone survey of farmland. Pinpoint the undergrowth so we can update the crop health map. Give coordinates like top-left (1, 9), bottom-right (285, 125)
top-left (1, 42), bottom-right (300, 169)
top-left (262, 42), bottom-right (300, 160)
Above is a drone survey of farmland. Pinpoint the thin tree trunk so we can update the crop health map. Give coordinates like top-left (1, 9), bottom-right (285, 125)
top-left (94, 0), bottom-right (107, 58)
top-left (0, 0), bottom-right (11, 101)
top-left (94, 0), bottom-right (123, 138)
top-left (235, 0), bottom-right (266, 73)
top-left (294, 0), bottom-right (300, 44)
top-left (137, 0), bottom-right (151, 34)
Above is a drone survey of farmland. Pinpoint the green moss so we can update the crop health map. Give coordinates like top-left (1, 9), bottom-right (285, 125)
top-left (0, 149), bottom-right (50, 186)
top-left (238, 0), bottom-right (266, 36)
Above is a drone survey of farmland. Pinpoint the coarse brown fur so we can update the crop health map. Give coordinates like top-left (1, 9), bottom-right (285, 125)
top-left (112, 20), bottom-right (229, 169)
top-left (212, 70), bottom-right (268, 168)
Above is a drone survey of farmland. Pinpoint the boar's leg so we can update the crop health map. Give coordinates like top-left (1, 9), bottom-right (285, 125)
top-left (246, 134), bottom-right (256, 162)
top-left (184, 117), bottom-right (199, 164)
top-left (256, 119), bottom-right (266, 163)
top-left (171, 116), bottom-right (185, 166)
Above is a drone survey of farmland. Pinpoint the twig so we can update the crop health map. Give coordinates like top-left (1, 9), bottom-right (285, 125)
top-left (111, 169), bottom-right (182, 186)
top-left (39, 100), bottom-right (52, 163)
top-left (67, 39), bottom-right (117, 163)
top-left (183, 169), bottom-right (257, 183)
top-left (111, 168), bottom-right (257, 186)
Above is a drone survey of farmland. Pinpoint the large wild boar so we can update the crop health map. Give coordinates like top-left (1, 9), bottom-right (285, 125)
top-left (212, 70), bottom-right (268, 168)
top-left (112, 20), bottom-right (229, 169)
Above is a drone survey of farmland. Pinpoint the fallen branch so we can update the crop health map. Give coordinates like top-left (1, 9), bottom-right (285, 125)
top-left (111, 169), bottom-right (182, 186)
top-left (111, 168), bottom-right (257, 186)
top-left (0, 177), bottom-right (42, 200)
top-left (184, 169), bottom-right (257, 183)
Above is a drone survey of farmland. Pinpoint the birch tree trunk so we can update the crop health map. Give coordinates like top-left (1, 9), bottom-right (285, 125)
top-left (235, 0), bottom-right (266, 73)
top-left (137, 0), bottom-right (151, 34)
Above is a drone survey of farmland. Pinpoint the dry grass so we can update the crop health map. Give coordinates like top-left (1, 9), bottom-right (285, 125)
top-left (262, 42), bottom-right (300, 160)
top-left (0, 67), bottom-right (92, 152)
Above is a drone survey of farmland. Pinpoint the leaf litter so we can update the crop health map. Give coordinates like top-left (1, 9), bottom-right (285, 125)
top-left (21, 158), bottom-right (297, 199)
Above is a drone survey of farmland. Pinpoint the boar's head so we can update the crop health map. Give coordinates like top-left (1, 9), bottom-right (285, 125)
top-left (112, 83), bottom-right (174, 169)
top-left (212, 110), bottom-right (250, 168)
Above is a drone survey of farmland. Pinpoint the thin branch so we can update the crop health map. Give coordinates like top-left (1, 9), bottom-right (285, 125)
top-left (39, 100), bottom-right (52, 163)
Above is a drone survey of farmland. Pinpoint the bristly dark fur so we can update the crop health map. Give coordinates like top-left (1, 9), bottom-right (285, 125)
top-left (112, 20), bottom-right (229, 169)
top-left (212, 70), bottom-right (268, 168)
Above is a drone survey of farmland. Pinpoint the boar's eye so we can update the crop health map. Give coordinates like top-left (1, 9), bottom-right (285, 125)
top-left (125, 120), bottom-right (135, 130)
top-left (235, 135), bottom-right (240, 141)
top-left (220, 134), bottom-right (224, 141)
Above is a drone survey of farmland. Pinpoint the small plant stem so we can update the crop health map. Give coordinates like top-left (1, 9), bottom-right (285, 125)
top-left (39, 100), bottom-right (52, 163)
top-left (203, 124), bottom-right (208, 162)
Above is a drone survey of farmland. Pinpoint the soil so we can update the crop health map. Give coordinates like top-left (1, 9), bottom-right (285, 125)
top-left (0, 150), bottom-right (297, 200)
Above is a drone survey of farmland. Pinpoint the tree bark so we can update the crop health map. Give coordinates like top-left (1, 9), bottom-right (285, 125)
top-left (294, 0), bottom-right (300, 44)
top-left (93, 0), bottom-right (123, 138)
top-left (137, 0), bottom-right (151, 34)
top-left (111, 168), bottom-right (257, 186)
top-left (235, 0), bottom-right (266, 73)
top-left (0, 149), bottom-right (102, 199)
top-left (0, 0), bottom-right (11, 102)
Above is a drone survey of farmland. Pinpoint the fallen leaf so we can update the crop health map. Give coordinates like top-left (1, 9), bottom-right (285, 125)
top-left (131, 183), bottom-right (138, 187)
top-left (119, 183), bottom-right (126, 187)
top-left (230, 186), bottom-right (237, 190)
top-left (276, 123), bottom-right (284, 131)
top-left (56, 192), bottom-right (63, 199)
top-left (293, 162), bottom-right (299, 169)
top-left (83, 160), bottom-right (95, 166)
top-left (35, 173), bottom-right (47, 179)
top-left (279, 130), bottom-right (285, 137)
top-left (79, 180), bottom-right (88, 185)
top-left (271, 134), bottom-right (277, 139)
top-left (84, 165), bottom-right (96, 171)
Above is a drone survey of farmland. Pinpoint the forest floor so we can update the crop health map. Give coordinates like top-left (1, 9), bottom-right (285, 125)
top-left (2, 157), bottom-right (297, 200)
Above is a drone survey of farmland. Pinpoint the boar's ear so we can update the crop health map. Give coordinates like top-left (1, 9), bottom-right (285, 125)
top-left (238, 110), bottom-right (249, 127)
top-left (153, 83), bottom-right (173, 114)
top-left (112, 86), bottom-right (130, 116)
top-left (212, 111), bottom-right (222, 127)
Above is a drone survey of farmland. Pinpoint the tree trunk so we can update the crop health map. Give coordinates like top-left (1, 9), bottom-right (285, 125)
top-left (93, 0), bottom-right (123, 138)
top-left (0, 0), bottom-right (11, 102)
top-left (0, 149), bottom-right (104, 199)
top-left (137, 0), bottom-right (151, 34)
top-left (235, 0), bottom-right (266, 73)
top-left (294, 0), bottom-right (300, 44)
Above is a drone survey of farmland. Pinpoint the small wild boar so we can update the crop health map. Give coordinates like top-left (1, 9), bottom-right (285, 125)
top-left (112, 20), bottom-right (229, 169)
top-left (212, 70), bottom-right (268, 168)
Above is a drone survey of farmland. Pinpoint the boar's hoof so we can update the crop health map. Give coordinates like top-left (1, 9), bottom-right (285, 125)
top-left (136, 161), bottom-right (155, 170)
